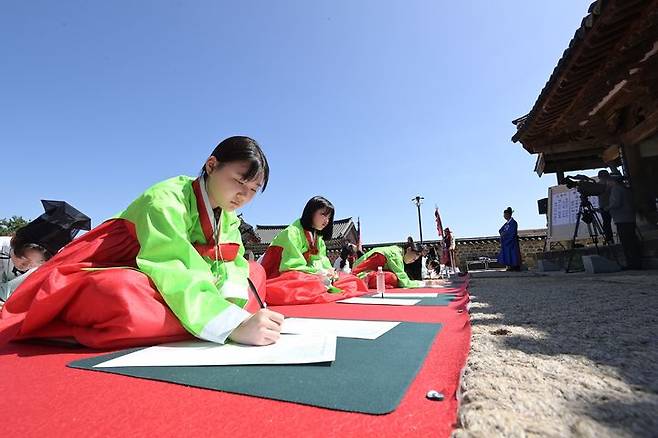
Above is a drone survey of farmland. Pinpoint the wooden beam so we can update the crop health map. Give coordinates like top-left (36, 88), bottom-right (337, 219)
top-left (620, 106), bottom-right (658, 145)
top-left (543, 157), bottom-right (607, 174)
top-left (532, 139), bottom-right (605, 154)
top-left (602, 144), bottom-right (621, 162)
top-left (551, 34), bottom-right (658, 134)
top-left (542, 149), bottom-right (603, 161)
top-left (517, 1), bottom-right (620, 139)
top-left (520, 1), bottom-right (658, 142)
top-left (531, 1), bottom-right (648, 137)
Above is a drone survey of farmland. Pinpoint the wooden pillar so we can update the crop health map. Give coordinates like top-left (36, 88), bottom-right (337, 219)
top-left (556, 171), bottom-right (565, 185)
top-left (621, 142), bottom-right (657, 223)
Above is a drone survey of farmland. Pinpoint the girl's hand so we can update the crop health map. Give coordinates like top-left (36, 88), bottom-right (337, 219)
top-left (228, 309), bottom-right (284, 346)
top-left (320, 269), bottom-right (338, 283)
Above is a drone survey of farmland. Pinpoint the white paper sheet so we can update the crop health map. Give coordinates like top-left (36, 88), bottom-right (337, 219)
top-left (337, 297), bottom-right (420, 306)
top-left (367, 292), bottom-right (439, 298)
top-left (281, 318), bottom-right (399, 340)
top-left (93, 334), bottom-right (336, 368)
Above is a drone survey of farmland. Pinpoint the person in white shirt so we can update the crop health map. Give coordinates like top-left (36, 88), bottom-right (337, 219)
top-left (1, 235), bottom-right (48, 303)
top-left (333, 243), bottom-right (358, 273)
top-left (1, 200), bottom-right (90, 303)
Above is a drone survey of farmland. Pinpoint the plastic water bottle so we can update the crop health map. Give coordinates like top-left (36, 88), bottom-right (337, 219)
top-left (376, 266), bottom-right (385, 297)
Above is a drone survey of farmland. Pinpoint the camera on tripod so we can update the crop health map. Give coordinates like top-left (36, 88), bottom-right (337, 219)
top-left (563, 174), bottom-right (614, 271)
top-left (563, 174), bottom-right (606, 197)
top-left (563, 175), bottom-right (606, 225)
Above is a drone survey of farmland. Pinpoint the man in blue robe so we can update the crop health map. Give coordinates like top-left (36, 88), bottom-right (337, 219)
top-left (498, 207), bottom-right (521, 271)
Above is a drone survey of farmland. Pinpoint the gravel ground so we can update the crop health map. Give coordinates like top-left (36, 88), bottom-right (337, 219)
top-left (453, 270), bottom-right (658, 438)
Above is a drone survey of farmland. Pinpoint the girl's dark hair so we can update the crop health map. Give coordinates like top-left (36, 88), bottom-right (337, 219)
top-left (426, 259), bottom-right (441, 274)
top-left (201, 136), bottom-right (269, 191)
top-left (339, 243), bottom-right (357, 269)
top-left (10, 234), bottom-right (53, 261)
top-left (300, 196), bottom-right (335, 241)
top-left (404, 239), bottom-right (423, 254)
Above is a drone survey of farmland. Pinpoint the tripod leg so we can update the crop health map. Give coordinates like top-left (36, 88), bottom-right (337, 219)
top-left (592, 213), bottom-right (620, 264)
top-left (587, 223), bottom-right (600, 254)
top-left (566, 211), bottom-right (583, 273)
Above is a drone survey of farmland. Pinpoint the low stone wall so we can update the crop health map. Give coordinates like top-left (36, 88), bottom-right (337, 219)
top-left (455, 235), bottom-right (546, 270)
top-left (246, 231), bottom-right (550, 271)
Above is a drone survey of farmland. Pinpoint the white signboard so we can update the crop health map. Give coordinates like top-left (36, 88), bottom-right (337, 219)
top-left (547, 185), bottom-right (602, 242)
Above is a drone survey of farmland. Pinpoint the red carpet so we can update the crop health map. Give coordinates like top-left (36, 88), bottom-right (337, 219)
top-left (0, 285), bottom-right (471, 438)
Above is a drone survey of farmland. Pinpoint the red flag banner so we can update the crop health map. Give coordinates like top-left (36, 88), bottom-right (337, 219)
top-left (435, 208), bottom-right (444, 238)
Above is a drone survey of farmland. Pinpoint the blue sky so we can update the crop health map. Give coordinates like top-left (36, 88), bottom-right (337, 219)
top-left (2, 0), bottom-right (593, 243)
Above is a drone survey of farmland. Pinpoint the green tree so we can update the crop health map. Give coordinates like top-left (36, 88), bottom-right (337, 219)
top-left (0, 216), bottom-right (30, 235)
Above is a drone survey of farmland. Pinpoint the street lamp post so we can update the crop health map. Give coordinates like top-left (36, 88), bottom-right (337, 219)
top-left (412, 196), bottom-right (424, 243)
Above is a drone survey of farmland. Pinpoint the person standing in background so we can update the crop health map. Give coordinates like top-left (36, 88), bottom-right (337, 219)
top-left (498, 207), bottom-right (521, 271)
top-left (606, 175), bottom-right (642, 270)
top-left (597, 170), bottom-right (615, 245)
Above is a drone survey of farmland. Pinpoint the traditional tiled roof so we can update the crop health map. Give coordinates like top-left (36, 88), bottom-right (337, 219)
top-left (512, 0), bottom-right (658, 174)
top-left (237, 214), bottom-right (261, 244)
top-left (254, 217), bottom-right (356, 244)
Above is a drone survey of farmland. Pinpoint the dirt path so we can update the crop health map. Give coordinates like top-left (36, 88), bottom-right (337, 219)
top-left (453, 271), bottom-right (658, 437)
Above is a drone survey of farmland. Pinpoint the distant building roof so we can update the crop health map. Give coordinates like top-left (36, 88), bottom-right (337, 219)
top-left (237, 214), bottom-right (261, 244)
top-left (254, 217), bottom-right (356, 244)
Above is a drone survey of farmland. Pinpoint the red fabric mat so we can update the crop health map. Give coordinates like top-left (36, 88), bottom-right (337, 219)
top-left (0, 293), bottom-right (470, 438)
top-left (382, 286), bottom-right (466, 295)
top-left (371, 280), bottom-right (468, 292)
top-left (363, 286), bottom-right (470, 310)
